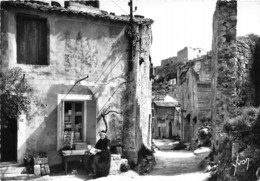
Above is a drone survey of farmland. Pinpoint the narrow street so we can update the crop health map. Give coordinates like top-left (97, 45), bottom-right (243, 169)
top-left (149, 150), bottom-right (210, 177)
top-left (93, 150), bottom-right (210, 181)
top-left (37, 139), bottom-right (210, 181)
top-left (2, 1), bottom-right (258, 180)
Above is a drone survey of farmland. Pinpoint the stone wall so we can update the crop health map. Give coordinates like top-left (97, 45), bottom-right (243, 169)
top-left (161, 56), bottom-right (177, 66)
top-left (122, 24), bottom-right (153, 165)
top-left (152, 105), bottom-right (175, 138)
top-left (211, 0), bottom-right (237, 154)
top-left (210, 3), bottom-right (238, 178)
top-left (177, 55), bottom-right (212, 142)
top-left (136, 25), bottom-right (153, 150)
top-left (210, 1), bottom-right (260, 180)
top-left (237, 35), bottom-right (260, 107)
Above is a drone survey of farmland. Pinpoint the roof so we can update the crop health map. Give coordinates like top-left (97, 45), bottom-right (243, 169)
top-left (153, 101), bottom-right (178, 107)
top-left (1, 1), bottom-right (154, 25)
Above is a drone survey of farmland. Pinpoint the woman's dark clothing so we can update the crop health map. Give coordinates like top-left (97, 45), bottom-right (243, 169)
top-left (90, 138), bottom-right (111, 178)
top-left (95, 138), bottom-right (110, 151)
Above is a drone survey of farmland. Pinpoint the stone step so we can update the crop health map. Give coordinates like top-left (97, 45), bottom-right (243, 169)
top-left (0, 166), bottom-right (26, 174)
top-left (0, 162), bottom-right (21, 168)
top-left (1, 173), bottom-right (36, 180)
top-left (109, 154), bottom-right (128, 175)
top-left (0, 164), bottom-right (37, 180)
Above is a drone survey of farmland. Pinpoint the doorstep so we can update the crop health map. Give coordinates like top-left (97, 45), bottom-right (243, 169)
top-left (0, 163), bottom-right (36, 180)
top-left (1, 173), bottom-right (36, 180)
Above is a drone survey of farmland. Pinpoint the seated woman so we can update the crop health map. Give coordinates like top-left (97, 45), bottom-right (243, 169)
top-left (88, 130), bottom-right (111, 178)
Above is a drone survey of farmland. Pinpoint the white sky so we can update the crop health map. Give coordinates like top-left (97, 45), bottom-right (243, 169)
top-left (100, 0), bottom-right (260, 66)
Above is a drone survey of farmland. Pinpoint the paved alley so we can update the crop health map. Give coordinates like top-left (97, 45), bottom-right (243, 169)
top-left (92, 149), bottom-right (210, 181)
top-left (35, 140), bottom-right (210, 181)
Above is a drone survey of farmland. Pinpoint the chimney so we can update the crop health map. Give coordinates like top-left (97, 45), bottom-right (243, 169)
top-left (64, 0), bottom-right (101, 14)
top-left (65, 0), bottom-right (100, 9)
top-left (51, 1), bottom-right (61, 7)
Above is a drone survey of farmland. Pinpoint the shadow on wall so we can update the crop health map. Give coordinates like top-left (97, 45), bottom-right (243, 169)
top-left (54, 22), bottom-right (128, 85)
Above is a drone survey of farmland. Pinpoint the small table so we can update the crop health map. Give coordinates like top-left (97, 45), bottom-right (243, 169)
top-left (61, 150), bottom-right (90, 174)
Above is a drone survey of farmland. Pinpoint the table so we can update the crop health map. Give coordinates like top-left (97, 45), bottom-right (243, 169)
top-left (61, 150), bottom-right (90, 174)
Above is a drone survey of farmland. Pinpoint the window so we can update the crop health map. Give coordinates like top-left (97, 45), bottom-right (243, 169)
top-left (64, 102), bottom-right (84, 142)
top-left (57, 94), bottom-right (96, 150)
top-left (17, 15), bottom-right (48, 65)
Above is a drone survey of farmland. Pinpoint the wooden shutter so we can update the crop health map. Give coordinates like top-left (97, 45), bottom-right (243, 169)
top-left (87, 100), bottom-right (96, 145)
top-left (57, 100), bottom-right (64, 151)
top-left (17, 15), bottom-right (47, 65)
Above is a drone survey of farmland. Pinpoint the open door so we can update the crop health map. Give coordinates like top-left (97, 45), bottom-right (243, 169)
top-left (169, 121), bottom-right (172, 138)
top-left (1, 118), bottom-right (17, 162)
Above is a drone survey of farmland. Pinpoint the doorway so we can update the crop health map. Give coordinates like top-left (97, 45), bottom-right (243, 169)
top-left (184, 114), bottom-right (191, 142)
top-left (254, 42), bottom-right (260, 106)
top-left (1, 118), bottom-right (17, 162)
top-left (169, 121), bottom-right (172, 138)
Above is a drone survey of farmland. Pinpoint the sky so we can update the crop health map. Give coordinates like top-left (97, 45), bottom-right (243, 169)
top-left (99, 0), bottom-right (260, 66)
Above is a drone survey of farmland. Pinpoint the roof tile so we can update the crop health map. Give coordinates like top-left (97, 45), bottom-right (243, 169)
top-left (2, 1), bottom-right (154, 25)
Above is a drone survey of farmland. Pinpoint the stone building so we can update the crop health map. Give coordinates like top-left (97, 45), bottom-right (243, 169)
top-left (177, 54), bottom-right (212, 142)
top-left (161, 56), bottom-right (177, 67)
top-left (152, 95), bottom-right (180, 139)
top-left (209, 1), bottom-right (260, 179)
top-left (177, 46), bottom-right (207, 64)
top-left (0, 1), bottom-right (153, 167)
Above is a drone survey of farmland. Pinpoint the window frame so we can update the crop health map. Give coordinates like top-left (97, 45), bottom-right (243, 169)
top-left (57, 94), bottom-right (92, 151)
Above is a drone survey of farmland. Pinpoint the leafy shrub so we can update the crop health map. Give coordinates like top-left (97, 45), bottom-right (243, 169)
top-left (0, 68), bottom-right (32, 125)
top-left (222, 107), bottom-right (260, 148)
top-left (216, 106), bottom-right (260, 181)
top-left (135, 144), bottom-right (156, 174)
top-left (198, 125), bottom-right (212, 147)
top-left (120, 163), bottom-right (130, 172)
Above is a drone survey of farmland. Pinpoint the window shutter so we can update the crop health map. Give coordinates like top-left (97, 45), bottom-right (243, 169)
top-left (17, 16), bottom-right (47, 65)
top-left (87, 100), bottom-right (96, 145)
top-left (57, 100), bottom-right (64, 150)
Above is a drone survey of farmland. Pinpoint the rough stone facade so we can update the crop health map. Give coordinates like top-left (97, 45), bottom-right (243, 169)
top-left (177, 55), bottom-right (212, 142)
top-left (122, 24), bottom-right (153, 165)
top-left (210, 0), bottom-right (237, 163)
top-left (161, 56), bottom-right (177, 67)
top-left (151, 102), bottom-right (180, 139)
top-left (236, 35), bottom-right (260, 107)
top-left (0, 1), bottom-right (153, 166)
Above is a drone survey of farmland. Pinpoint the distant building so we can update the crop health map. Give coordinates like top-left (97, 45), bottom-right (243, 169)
top-left (152, 95), bottom-right (181, 139)
top-left (161, 56), bottom-right (177, 67)
top-left (177, 54), bottom-right (212, 142)
top-left (153, 47), bottom-right (208, 142)
top-left (177, 47), bottom-right (206, 63)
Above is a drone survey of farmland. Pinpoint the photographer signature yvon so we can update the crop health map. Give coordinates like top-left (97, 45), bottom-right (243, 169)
top-left (232, 154), bottom-right (250, 176)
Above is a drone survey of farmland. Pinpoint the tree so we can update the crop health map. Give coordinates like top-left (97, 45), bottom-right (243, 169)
top-left (0, 68), bottom-right (32, 126)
